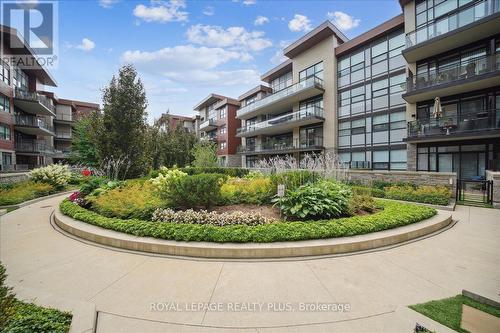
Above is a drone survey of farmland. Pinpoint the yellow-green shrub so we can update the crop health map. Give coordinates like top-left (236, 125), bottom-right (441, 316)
top-left (0, 181), bottom-right (54, 206)
top-left (221, 177), bottom-right (274, 205)
top-left (88, 180), bottom-right (164, 219)
top-left (385, 185), bottom-right (451, 205)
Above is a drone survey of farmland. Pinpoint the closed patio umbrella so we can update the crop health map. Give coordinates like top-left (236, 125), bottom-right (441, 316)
top-left (433, 97), bottom-right (443, 119)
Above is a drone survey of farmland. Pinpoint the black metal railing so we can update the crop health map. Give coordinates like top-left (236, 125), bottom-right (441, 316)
top-left (14, 87), bottom-right (55, 113)
top-left (14, 140), bottom-right (53, 153)
top-left (406, 54), bottom-right (500, 93)
top-left (456, 179), bottom-right (493, 205)
top-left (236, 106), bottom-right (324, 135)
top-left (14, 114), bottom-right (54, 133)
top-left (407, 109), bottom-right (500, 138)
top-left (237, 137), bottom-right (324, 153)
top-left (406, 0), bottom-right (500, 47)
top-left (0, 164), bottom-right (44, 172)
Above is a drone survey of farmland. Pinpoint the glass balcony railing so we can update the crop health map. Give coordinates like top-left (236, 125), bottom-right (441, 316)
top-left (14, 87), bottom-right (55, 113)
top-left (236, 106), bottom-right (324, 135)
top-left (406, 54), bottom-right (500, 93)
top-left (406, 0), bottom-right (500, 47)
top-left (407, 109), bottom-right (500, 139)
top-left (237, 137), bottom-right (324, 153)
top-left (55, 114), bottom-right (73, 122)
top-left (199, 118), bottom-right (217, 130)
top-left (14, 114), bottom-right (54, 133)
top-left (55, 130), bottom-right (72, 139)
top-left (236, 76), bottom-right (324, 118)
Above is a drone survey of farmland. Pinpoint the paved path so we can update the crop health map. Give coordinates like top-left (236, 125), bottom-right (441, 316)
top-left (1, 194), bottom-right (499, 332)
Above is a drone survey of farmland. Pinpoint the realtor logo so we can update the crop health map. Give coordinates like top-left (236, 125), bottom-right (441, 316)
top-left (1, 0), bottom-right (58, 68)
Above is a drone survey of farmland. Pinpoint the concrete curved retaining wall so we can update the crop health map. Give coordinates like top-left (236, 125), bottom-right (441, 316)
top-left (54, 210), bottom-right (453, 259)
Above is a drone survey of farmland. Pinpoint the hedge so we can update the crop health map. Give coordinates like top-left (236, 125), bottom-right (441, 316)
top-left (60, 199), bottom-right (436, 243)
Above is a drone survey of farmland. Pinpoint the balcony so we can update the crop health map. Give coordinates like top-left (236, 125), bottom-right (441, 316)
top-left (13, 87), bottom-right (56, 117)
top-left (54, 113), bottom-right (73, 123)
top-left (14, 114), bottom-right (55, 136)
top-left (236, 76), bottom-right (325, 119)
top-left (237, 137), bottom-right (324, 155)
top-left (236, 106), bottom-right (324, 137)
top-left (199, 118), bottom-right (217, 131)
top-left (403, 54), bottom-right (500, 103)
top-left (404, 0), bottom-right (500, 62)
top-left (15, 140), bottom-right (53, 154)
top-left (53, 148), bottom-right (71, 158)
top-left (405, 109), bottom-right (500, 142)
top-left (55, 130), bottom-right (72, 140)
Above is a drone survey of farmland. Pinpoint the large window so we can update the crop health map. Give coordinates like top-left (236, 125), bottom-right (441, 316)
top-left (270, 72), bottom-right (292, 92)
top-left (13, 67), bottom-right (28, 90)
top-left (1, 60), bottom-right (9, 86)
top-left (0, 123), bottom-right (11, 140)
top-left (0, 94), bottom-right (10, 113)
top-left (219, 107), bottom-right (226, 119)
top-left (299, 62), bottom-right (323, 81)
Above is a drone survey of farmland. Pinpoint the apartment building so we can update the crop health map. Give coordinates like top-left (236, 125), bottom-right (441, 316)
top-left (401, 0), bottom-right (500, 178)
top-left (0, 25), bottom-right (99, 171)
top-left (194, 94), bottom-right (241, 166)
top-left (232, 0), bottom-right (500, 179)
top-left (236, 22), bottom-right (348, 167)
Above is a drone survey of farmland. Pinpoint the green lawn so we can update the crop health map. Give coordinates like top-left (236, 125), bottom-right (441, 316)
top-left (409, 295), bottom-right (500, 333)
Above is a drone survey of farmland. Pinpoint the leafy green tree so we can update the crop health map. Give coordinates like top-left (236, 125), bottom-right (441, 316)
top-left (191, 140), bottom-right (218, 167)
top-left (69, 113), bottom-right (99, 166)
top-left (96, 65), bottom-right (149, 178)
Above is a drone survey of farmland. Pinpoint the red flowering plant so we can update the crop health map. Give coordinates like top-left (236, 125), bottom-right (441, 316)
top-left (69, 191), bottom-right (87, 207)
top-left (81, 169), bottom-right (91, 177)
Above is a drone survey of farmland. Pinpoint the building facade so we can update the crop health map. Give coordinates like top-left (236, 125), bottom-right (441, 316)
top-left (0, 25), bottom-right (99, 171)
top-left (230, 0), bottom-right (500, 179)
top-left (194, 94), bottom-right (242, 166)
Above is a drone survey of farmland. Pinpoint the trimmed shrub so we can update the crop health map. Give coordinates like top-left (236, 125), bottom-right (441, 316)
top-left (220, 177), bottom-right (274, 205)
top-left (0, 262), bottom-right (16, 328)
top-left (385, 185), bottom-right (451, 205)
top-left (165, 173), bottom-right (227, 209)
top-left (78, 176), bottom-right (107, 196)
top-left (178, 167), bottom-right (249, 178)
top-left (29, 164), bottom-right (71, 189)
top-left (152, 208), bottom-right (275, 226)
top-left (273, 180), bottom-right (352, 220)
top-left (60, 199), bottom-right (437, 243)
top-left (0, 181), bottom-right (54, 206)
top-left (348, 194), bottom-right (378, 215)
top-left (88, 181), bottom-right (164, 220)
top-left (149, 168), bottom-right (187, 199)
top-left (270, 170), bottom-right (318, 192)
top-left (351, 186), bottom-right (385, 198)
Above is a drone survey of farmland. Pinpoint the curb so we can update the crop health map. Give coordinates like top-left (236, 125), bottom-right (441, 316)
top-left (54, 209), bottom-right (453, 259)
top-left (0, 190), bottom-right (74, 210)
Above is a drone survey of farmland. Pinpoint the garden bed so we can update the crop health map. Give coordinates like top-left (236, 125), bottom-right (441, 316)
top-left (59, 199), bottom-right (436, 243)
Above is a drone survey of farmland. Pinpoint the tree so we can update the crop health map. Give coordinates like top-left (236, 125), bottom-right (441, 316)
top-left (69, 113), bottom-right (99, 166)
top-left (96, 64), bottom-right (148, 178)
top-left (191, 140), bottom-right (218, 167)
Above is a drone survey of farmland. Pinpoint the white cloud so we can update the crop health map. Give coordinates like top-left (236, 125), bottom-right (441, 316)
top-left (99, 0), bottom-right (119, 8)
top-left (327, 11), bottom-right (360, 31)
top-left (133, 0), bottom-right (188, 23)
top-left (254, 15), bottom-right (269, 26)
top-left (288, 14), bottom-right (312, 32)
top-left (186, 24), bottom-right (272, 52)
top-left (164, 69), bottom-right (260, 86)
top-left (203, 6), bottom-right (214, 16)
top-left (70, 38), bottom-right (95, 51)
top-left (270, 40), bottom-right (290, 65)
top-left (122, 45), bottom-right (249, 73)
top-left (243, 0), bottom-right (256, 5)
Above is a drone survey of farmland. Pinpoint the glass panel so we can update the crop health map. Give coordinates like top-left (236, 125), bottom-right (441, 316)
top-left (435, 0), bottom-right (457, 17)
top-left (373, 150), bottom-right (389, 162)
top-left (438, 154), bottom-right (453, 172)
top-left (418, 153), bottom-right (429, 170)
top-left (371, 40), bottom-right (388, 57)
top-left (352, 151), bottom-right (365, 161)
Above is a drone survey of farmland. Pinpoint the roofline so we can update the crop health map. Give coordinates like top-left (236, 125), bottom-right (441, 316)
top-left (193, 93), bottom-right (227, 111)
top-left (399, 0), bottom-right (413, 8)
top-left (283, 20), bottom-right (348, 58)
top-left (335, 14), bottom-right (404, 57)
top-left (0, 25), bottom-right (57, 87)
top-left (214, 97), bottom-right (241, 109)
top-left (260, 59), bottom-right (293, 83)
top-left (238, 85), bottom-right (272, 101)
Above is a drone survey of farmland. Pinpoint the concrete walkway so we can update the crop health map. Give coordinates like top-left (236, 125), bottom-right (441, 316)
top-left (1, 194), bottom-right (499, 332)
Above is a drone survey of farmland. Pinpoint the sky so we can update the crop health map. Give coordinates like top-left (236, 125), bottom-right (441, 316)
top-left (31, 0), bottom-right (402, 120)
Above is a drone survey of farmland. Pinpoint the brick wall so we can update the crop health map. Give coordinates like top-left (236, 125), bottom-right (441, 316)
top-left (0, 173), bottom-right (29, 184)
